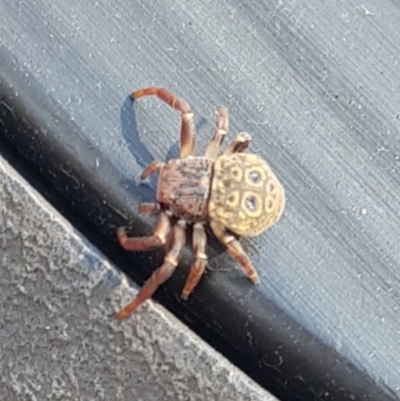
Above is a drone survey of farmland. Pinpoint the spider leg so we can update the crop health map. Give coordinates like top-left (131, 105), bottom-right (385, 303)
top-left (204, 107), bottom-right (229, 159)
top-left (132, 87), bottom-right (195, 158)
top-left (182, 222), bottom-right (207, 300)
top-left (223, 132), bottom-right (252, 155)
top-left (138, 202), bottom-right (161, 214)
top-left (117, 220), bottom-right (187, 318)
top-left (140, 161), bottom-right (164, 180)
top-left (210, 220), bottom-right (260, 284)
top-left (117, 212), bottom-right (170, 251)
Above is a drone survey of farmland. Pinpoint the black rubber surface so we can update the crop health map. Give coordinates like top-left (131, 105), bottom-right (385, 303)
top-left (1, 1), bottom-right (400, 400)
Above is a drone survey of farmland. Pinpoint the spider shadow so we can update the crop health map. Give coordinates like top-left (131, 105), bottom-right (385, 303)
top-left (120, 95), bottom-right (209, 194)
top-left (119, 95), bottom-right (173, 198)
top-left (120, 95), bottom-right (154, 171)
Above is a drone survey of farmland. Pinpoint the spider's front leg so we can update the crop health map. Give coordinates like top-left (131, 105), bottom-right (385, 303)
top-left (132, 87), bottom-right (196, 158)
top-left (210, 220), bottom-right (260, 284)
top-left (117, 220), bottom-right (187, 319)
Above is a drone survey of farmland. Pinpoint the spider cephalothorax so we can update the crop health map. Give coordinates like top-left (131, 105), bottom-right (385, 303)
top-left (117, 87), bottom-right (285, 319)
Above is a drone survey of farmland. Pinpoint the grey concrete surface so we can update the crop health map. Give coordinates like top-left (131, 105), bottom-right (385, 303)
top-left (0, 155), bottom-right (276, 401)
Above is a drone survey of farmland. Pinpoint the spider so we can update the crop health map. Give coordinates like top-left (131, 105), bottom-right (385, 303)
top-left (116, 87), bottom-right (285, 319)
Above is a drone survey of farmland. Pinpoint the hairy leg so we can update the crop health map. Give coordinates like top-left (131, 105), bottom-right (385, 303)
top-left (132, 87), bottom-right (195, 158)
top-left (210, 221), bottom-right (260, 284)
top-left (116, 220), bottom-right (187, 318)
top-left (181, 222), bottom-right (208, 300)
top-left (205, 107), bottom-right (229, 159)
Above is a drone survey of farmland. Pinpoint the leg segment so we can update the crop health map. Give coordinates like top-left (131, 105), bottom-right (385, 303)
top-left (117, 220), bottom-right (187, 318)
top-left (138, 202), bottom-right (160, 214)
top-left (132, 87), bottom-right (195, 159)
top-left (181, 223), bottom-right (208, 300)
top-left (223, 132), bottom-right (252, 156)
top-left (140, 161), bottom-right (164, 180)
top-left (117, 212), bottom-right (170, 251)
top-left (205, 107), bottom-right (229, 159)
top-left (210, 221), bottom-right (260, 284)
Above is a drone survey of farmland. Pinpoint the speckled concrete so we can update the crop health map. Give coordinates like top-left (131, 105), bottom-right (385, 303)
top-left (0, 155), bottom-right (276, 401)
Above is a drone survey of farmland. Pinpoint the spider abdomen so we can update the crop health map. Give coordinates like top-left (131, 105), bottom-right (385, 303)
top-left (156, 157), bottom-right (214, 222)
top-left (208, 153), bottom-right (285, 237)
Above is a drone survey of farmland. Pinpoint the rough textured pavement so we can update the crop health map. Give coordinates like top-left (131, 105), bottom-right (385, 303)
top-left (0, 155), bottom-right (276, 401)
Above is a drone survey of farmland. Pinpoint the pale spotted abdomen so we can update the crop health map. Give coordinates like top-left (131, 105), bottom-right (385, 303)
top-left (208, 153), bottom-right (285, 236)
